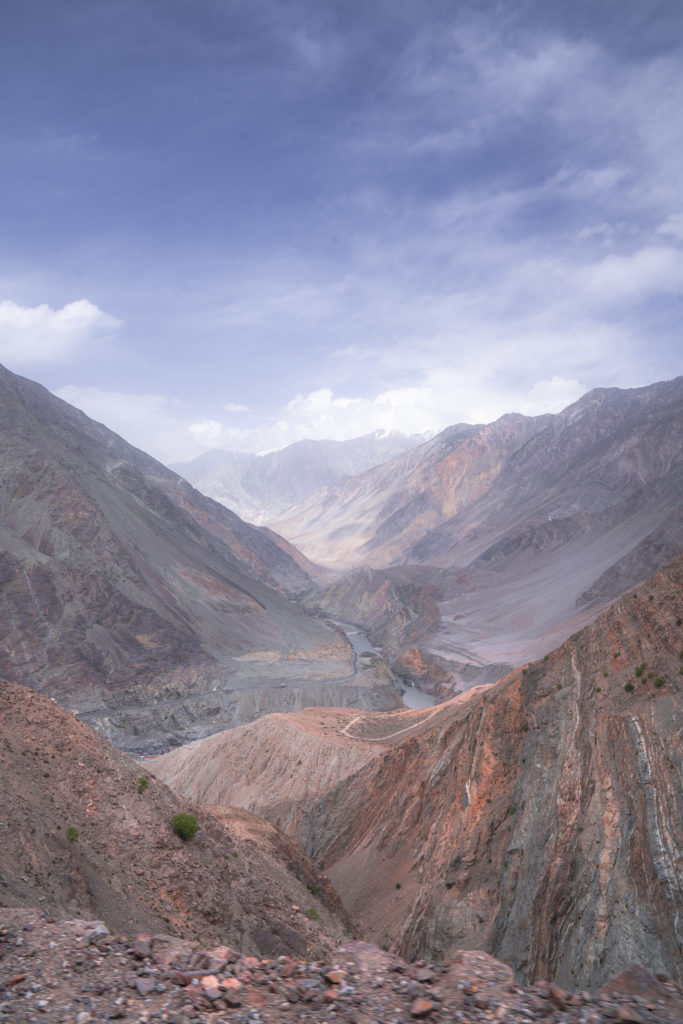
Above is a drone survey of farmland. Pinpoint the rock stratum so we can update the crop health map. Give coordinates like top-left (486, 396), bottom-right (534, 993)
top-left (0, 364), bottom-right (400, 752)
top-left (274, 379), bottom-right (683, 692)
top-left (151, 555), bottom-right (683, 990)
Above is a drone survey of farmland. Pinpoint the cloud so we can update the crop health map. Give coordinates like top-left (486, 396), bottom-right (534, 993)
top-left (0, 299), bottom-right (121, 365)
top-left (223, 402), bottom-right (250, 413)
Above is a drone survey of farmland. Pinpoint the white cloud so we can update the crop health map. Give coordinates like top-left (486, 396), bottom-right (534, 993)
top-left (223, 402), bottom-right (250, 413)
top-left (577, 246), bottom-right (683, 304)
top-left (0, 299), bottom-right (121, 364)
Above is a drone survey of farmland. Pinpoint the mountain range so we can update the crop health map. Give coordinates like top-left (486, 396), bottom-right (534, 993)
top-left (0, 362), bottom-right (682, 997)
top-left (272, 379), bottom-right (683, 695)
top-left (171, 430), bottom-right (427, 524)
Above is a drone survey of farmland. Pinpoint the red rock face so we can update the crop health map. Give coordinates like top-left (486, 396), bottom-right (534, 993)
top-left (153, 556), bottom-right (683, 988)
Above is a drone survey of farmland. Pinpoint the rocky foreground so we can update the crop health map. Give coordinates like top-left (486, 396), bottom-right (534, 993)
top-left (2, 910), bottom-right (683, 1024)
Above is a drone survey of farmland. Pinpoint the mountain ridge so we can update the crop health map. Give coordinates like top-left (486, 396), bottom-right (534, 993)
top-left (151, 554), bottom-right (683, 989)
top-left (0, 364), bottom-right (400, 753)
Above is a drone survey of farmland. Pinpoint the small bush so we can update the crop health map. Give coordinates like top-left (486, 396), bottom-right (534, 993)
top-left (624, 682), bottom-right (634, 693)
top-left (138, 776), bottom-right (149, 793)
top-left (66, 826), bottom-right (79, 843)
top-left (395, 882), bottom-right (401, 889)
top-left (172, 813), bottom-right (199, 841)
top-left (308, 883), bottom-right (319, 895)
top-left (305, 907), bottom-right (320, 920)
top-left (654, 677), bottom-right (665, 688)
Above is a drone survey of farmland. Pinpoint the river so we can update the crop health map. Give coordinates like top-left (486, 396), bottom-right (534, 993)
top-left (330, 619), bottom-right (436, 710)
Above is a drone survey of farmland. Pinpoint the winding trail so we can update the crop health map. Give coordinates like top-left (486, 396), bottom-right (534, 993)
top-left (338, 703), bottom-right (443, 743)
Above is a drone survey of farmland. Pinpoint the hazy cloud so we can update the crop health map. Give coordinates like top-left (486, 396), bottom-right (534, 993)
top-left (0, 300), bottom-right (121, 365)
top-left (54, 385), bottom-right (195, 463)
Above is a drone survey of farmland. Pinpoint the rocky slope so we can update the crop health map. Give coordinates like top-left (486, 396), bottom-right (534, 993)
top-left (0, 364), bottom-right (400, 752)
top-left (171, 430), bottom-right (427, 524)
top-left (3, 913), bottom-right (683, 1024)
top-left (0, 678), bottom-right (349, 959)
top-left (151, 556), bottom-right (683, 989)
top-left (276, 379), bottom-right (683, 690)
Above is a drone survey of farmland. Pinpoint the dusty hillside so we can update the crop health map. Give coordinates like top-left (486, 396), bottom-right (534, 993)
top-left (0, 363), bottom-right (400, 753)
top-left (0, 678), bottom-right (349, 959)
top-left (152, 555), bottom-right (683, 988)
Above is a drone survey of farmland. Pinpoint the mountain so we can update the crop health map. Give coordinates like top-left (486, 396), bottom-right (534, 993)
top-left (0, 677), bottom-right (349, 958)
top-left (170, 430), bottom-right (428, 523)
top-left (273, 379), bottom-right (683, 692)
top-left (150, 555), bottom-right (683, 989)
top-left (0, 364), bottom-right (400, 753)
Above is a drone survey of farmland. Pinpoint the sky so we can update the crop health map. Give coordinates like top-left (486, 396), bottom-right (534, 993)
top-left (1, 0), bottom-right (682, 464)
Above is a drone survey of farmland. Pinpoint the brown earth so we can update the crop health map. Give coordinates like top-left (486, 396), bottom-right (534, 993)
top-left (151, 555), bottom-right (683, 989)
top-left (2, 911), bottom-right (683, 1024)
top-left (0, 678), bottom-right (349, 959)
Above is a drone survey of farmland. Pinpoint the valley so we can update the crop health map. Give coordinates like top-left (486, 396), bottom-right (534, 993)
top-left (0, 364), bottom-right (681, 1009)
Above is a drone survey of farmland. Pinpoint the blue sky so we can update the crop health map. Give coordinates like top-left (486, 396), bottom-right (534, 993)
top-left (1, 0), bottom-right (682, 462)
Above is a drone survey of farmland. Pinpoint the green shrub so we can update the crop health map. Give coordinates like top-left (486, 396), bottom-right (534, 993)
top-left (395, 882), bottom-right (401, 889)
top-left (172, 813), bottom-right (199, 841)
top-left (624, 682), bottom-right (634, 692)
top-left (138, 776), bottom-right (149, 793)
top-left (66, 826), bottom-right (79, 843)
top-left (654, 677), bottom-right (665, 688)
top-left (304, 907), bottom-right (320, 920)
top-left (308, 882), bottom-right (319, 895)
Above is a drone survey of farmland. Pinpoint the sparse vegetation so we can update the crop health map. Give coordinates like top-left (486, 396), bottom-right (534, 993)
top-left (66, 826), bottom-right (79, 843)
top-left (654, 677), bottom-right (665, 688)
top-left (308, 882), bottom-right (319, 895)
top-left (395, 882), bottom-right (401, 889)
top-left (172, 813), bottom-right (199, 841)
top-left (624, 682), bottom-right (634, 692)
top-left (304, 907), bottom-right (320, 920)
top-left (138, 775), bottom-right (149, 793)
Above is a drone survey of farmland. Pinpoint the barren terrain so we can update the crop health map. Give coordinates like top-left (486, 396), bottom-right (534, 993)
top-left (152, 556), bottom-right (683, 989)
